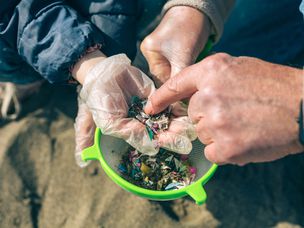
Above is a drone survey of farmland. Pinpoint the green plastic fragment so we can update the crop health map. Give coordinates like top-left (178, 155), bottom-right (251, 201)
top-left (146, 126), bottom-right (154, 140)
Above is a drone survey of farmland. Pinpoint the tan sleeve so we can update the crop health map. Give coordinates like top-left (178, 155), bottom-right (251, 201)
top-left (163, 0), bottom-right (235, 42)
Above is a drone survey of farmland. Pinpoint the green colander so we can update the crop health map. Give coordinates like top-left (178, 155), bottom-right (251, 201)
top-left (81, 38), bottom-right (216, 205)
top-left (81, 128), bottom-right (217, 205)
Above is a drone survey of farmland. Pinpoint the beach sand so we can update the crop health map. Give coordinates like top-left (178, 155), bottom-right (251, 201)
top-left (0, 84), bottom-right (304, 228)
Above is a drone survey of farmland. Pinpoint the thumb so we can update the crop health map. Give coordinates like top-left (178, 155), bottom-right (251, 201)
top-left (144, 64), bottom-right (199, 115)
top-left (74, 99), bottom-right (96, 168)
top-left (158, 132), bottom-right (193, 154)
top-left (141, 39), bottom-right (171, 86)
top-left (170, 64), bottom-right (184, 78)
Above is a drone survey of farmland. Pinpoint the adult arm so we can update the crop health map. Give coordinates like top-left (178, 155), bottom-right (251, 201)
top-left (163, 0), bottom-right (235, 41)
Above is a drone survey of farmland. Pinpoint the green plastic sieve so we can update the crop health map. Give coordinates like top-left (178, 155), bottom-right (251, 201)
top-left (81, 128), bottom-right (217, 205)
top-left (81, 38), bottom-right (216, 205)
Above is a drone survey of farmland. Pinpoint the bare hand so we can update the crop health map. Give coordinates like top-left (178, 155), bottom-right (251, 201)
top-left (141, 6), bottom-right (211, 87)
top-left (145, 53), bottom-right (304, 165)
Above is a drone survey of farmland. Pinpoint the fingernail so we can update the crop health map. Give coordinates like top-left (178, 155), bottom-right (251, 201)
top-left (144, 100), bottom-right (153, 114)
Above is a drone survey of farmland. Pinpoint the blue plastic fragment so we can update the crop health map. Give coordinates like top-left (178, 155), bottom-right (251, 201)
top-left (165, 182), bottom-right (184, 191)
top-left (118, 164), bottom-right (127, 173)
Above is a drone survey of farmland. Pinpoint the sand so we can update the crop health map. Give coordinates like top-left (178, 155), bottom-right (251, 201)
top-left (0, 84), bottom-right (304, 228)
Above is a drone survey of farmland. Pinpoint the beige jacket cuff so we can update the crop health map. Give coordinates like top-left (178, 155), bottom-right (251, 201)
top-left (163, 0), bottom-right (235, 42)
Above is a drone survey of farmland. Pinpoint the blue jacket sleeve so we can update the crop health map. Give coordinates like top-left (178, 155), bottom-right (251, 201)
top-left (67, 0), bottom-right (138, 59)
top-left (0, 0), bottom-right (138, 84)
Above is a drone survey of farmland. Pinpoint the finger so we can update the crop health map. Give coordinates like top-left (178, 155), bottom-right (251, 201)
top-left (195, 119), bottom-right (213, 145)
top-left (170, 54), bottom-right (194, 78)
top-left (171, 101), bottom-right (188, 116)
top-left (115, 65), bottom-right (156, 101)
top-left (83, 67), bottom-right (156, 120)
top-left (156, 116), bottom-right (196, 154)
top-left (140, 42), bottom-right (171, 86)
top-left (204, 143), bottom-right (226, 165)
top-left (99, 117), bottom-right (159, 156)
top-left (74, 101), bottom-right (96, 167)
top-left (170, 63), bottom-right (184, 78)
top-left (144, 64), bottom-right (199, 115)
top-left (145, 51), bottom-right (171, 84)
top-left (157, 131), bottom-right (193, 154)
top-left (165, 116), bottom-right (197, 141)
top-left (81, 55), bottom-right (156, 111)
top-left (188, 90), bottom-right (206, 124)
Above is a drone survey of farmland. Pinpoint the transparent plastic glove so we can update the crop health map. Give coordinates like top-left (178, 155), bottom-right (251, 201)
top-left (74, 95), bottom-right (96, 167)
top-left (157, 115), bottom-right (197, 154)
top-left (79, 54), bottom-right (195, 157)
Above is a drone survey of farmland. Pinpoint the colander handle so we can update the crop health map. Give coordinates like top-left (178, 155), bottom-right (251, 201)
top-left (81, 145), bottom-right (99, 161)
top-left (81, 129), bottom-right (102, 162)
top-left (186, 181), bottom-right (207, 205)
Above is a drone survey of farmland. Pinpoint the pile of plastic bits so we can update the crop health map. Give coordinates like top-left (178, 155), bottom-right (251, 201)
top-left (120, 96), bottom-right (196, 191)
top-left (118, 148), bottom-right (196, 190)
top-left (128, 96), bottom-right (171, 139)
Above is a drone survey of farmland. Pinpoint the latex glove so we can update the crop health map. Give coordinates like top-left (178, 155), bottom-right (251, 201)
top-left (74, 99), bottom-right (196, 168)
top-left (145, 53), bottom-right (304, 166)
top-left (74, 87), bottom-right (196, 167)
top-left (77, 54), bottom-right (196, 161)
top-left (140, 6), bottom-right (211, 87)
top-left (74, 95), bottom-right (96, 167)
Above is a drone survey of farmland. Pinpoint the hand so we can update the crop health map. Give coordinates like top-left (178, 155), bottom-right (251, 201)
top-left (74, 97), bottom-right (96, 167)
top-left (73, 52), bottom-right (196, 166)
top-left (145, 53), bottom-right (304, 165)
top-left (141, 6), bottom-right (211, 87)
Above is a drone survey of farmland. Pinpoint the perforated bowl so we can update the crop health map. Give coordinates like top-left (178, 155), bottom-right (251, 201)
top-left (81, 128), bottom-right (217, 205)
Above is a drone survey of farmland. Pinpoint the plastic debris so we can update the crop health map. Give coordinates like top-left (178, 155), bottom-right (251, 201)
top-left (118, 148), bottom-right (196, 191)
top-left (121, 96), bottom-right (196, 191)
top-left (164, 182), bottom-right (184, 190)
top-left (128, 96), bottom-right (171, 139)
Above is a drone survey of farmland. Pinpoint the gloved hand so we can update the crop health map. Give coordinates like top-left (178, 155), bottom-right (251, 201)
top-left (74, 54), bottom-right (196, 167)
top-left (74, 96), bottom-right (96, 167)
top-left (140, 6), bottom-right (211, 87)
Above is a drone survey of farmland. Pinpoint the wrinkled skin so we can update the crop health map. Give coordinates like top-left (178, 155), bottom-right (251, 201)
top-left (145, 53), bottom-right (304, 165)
top-left (141, 6), bottom-right (210, 87)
